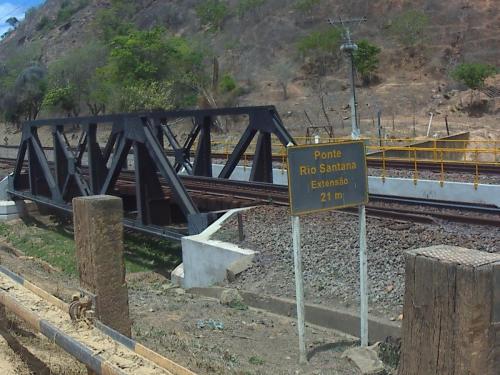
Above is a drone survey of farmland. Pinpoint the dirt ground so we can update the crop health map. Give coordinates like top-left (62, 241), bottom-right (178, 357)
top-left (0, 217), bottom-right (375, 375)
top-left (0, 332), bottom-right (31, 375)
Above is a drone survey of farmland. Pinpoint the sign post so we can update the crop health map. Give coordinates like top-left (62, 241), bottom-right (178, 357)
top-left (287, 141), bottom-right (369, 360)
top-left (291, 215), bottom-right (307, 364)
top-left (358, 204), bottom-right (368, 346)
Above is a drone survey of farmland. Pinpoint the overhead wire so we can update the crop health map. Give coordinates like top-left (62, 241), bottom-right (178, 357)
top-left (0, 1), bottom-right (38, 24)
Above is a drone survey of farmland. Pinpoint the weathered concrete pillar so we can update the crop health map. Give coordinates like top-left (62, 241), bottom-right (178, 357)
top-left (399, 245), bottom-right (500, 375)
top-left (73, 195), bottom-right (131, 337)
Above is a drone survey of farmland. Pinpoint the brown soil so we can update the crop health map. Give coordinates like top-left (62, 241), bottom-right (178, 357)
top-left (0, 261), bottom-right (174, 374)
top-left (0, 232), bottom-right (368, 374)
top-left (0, 333), bottom-right (31, 375)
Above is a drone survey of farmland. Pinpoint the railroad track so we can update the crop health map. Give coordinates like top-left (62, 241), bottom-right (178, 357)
top-left (1, 157), bottom-right (499, 228)
top-left (178, 176), bottom-right (500, 227)
top-left (1, 144), bottom-right (500, 175)
top-left (206, 152), bottom-right (500, 174)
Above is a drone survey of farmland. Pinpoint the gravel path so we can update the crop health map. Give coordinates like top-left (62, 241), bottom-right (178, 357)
top-left (217, 206), bottom-right (499, 319)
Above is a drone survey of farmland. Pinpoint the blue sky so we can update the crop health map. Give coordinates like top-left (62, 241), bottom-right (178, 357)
top-left (0, 0), bottom-right (44, 35)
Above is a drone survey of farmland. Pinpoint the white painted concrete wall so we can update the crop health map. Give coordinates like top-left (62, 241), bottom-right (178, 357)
top-left (368, 177), bottom-right (500, 208)
top-left (181, 208), bottom-right (256, 288)
top-left (209, 164), bottom-right (500, 208)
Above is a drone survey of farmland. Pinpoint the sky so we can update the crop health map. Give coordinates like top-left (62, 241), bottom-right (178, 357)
top-left (0, 0), bottom-right (44, 35)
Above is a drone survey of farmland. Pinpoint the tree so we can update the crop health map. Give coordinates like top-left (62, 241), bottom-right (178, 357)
top-left (353, 40), bottom-right (381, 85)
top-left (5, 17), bottom-right (19, 29)
top-left (43, 86), bottom-right (79, 117)
top-left (0, 43), bottom-right (43, 126)
top-left (98, 27), bottom-right (206, 111)
top-left (15, 65), bottom-right (47, 121)
top-left (271, 61), bottom-right (294, 100)
top-left (46, 41), bottom-right (109, 116)
top-left (1, 65), bottom-right (47, 127)
top-left (119, 81), bottom-right (174, 112)
top-left (451, 63), bottom-right (497, 105)
top-left (389, 10), bottom-right (428, 52)
top-left (297, 27), bottom-right (342, 75)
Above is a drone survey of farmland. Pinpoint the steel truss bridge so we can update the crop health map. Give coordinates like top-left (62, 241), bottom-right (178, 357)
top-left (8, 106), bottom-right (295, 240)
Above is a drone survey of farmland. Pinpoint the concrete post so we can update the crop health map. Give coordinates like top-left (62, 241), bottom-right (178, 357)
top-left (72, 195), bottom-right (131, 338)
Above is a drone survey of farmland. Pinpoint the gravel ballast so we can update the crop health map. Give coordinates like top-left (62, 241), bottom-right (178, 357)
top-left (216, 206), bottom-right (499, 319)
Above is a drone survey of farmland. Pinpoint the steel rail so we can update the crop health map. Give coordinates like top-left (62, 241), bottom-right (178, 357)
top-left (1, 157), bottom-right (499, 229)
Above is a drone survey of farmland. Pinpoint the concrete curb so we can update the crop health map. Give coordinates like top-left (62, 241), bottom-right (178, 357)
top-left (181, 207), bottom-right (257, 288)
top-left (189, 286), bottom-right (401, 342)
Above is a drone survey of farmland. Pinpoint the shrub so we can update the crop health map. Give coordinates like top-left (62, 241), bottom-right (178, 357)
top-left (451, 62), bottom-right (497, 105)
top-left (56, 0), bottom-right (89, 24)
top-left (1, 30), bottom-right (13, 40)
top-left (119, 81), bottom-right (174, 112)
top-left (236, 0), bottom-right (265, 18)
top-left (25, 7), bottom-right (39, 21)
top-left (196, 0), bottom-right (229, 32)
top-left (451, 63), bottom-right (497, 91)
top-left (353, 40), bottom-right (381, 84)
top-left (297, 27), bottom-right (342, 56)
top-left (297, 27), bottom-right (342, 75)
top-left (388, 10), bottom-right (429, 48)
top-left (294, 0), bottom-right (321, 13)
top-left (219, 73), bottom-right (237, 93)
top-left (36, 16), bottom-right (54, 32)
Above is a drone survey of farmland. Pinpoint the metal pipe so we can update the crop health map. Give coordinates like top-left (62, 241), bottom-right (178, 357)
top-left (0, 291), bottom-right (127, 375)
top-left (0, 265), bottom-right (195, 375)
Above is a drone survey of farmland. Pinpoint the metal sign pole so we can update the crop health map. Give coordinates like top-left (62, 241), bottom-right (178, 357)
top-left (358, 205), bottom-right (368, 346)
top-left (291, 215), bottom-right (307, 363)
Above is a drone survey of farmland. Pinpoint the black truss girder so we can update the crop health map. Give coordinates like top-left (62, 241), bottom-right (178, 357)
top-left (192, 116), bottom-right (213, 177)
top-left (156, 106), bottom-right (295, 183)
top-left (25, 106), bottom-right (295, 183)
top-left (10, 113), bottom-right (205, 238)
top-left (250, 132), bottom-right (273, 183)
top-left (8, 106), bottom-right (296, 240)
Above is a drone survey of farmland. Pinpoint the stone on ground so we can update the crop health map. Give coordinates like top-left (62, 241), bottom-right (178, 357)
top-left (220, 288), bottom-right (243, 306)
top-left (342, 344), bottom-right (386, 375)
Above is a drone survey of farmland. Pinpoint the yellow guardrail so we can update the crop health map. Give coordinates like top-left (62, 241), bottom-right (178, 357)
top-left (193, 136), bottom-right (500, 186)
top-left (205, 138), bottom-right (500, 163)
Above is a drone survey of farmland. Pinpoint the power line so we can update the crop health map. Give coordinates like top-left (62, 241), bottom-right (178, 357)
top-left (0, 1), bottom-right (34, 23)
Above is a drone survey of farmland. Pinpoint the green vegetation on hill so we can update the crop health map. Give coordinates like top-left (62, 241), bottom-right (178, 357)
top-left (196, 0), bottom-right (229, 32)
top-left (236, 0), bottom-right (266, 18)
top-left (0, 0), bottom-right (497, 125)
top-left (297, 27), bottom-right (342, 75)
top-left (0, 0), bottom-right (212, 124)
top-left (388, 9), bottom-right (429, 53)
top-left (56, 0), bottom-right (89, 25)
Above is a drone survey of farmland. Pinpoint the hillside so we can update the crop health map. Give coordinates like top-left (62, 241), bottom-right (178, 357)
top-left (0, 0), bottom-right (499, 140)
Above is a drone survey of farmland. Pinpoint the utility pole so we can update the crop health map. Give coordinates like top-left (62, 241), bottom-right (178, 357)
top-left (328, 17), bottom-right (367, 140)
top-left (329, 16), bottom-right (370, 348)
